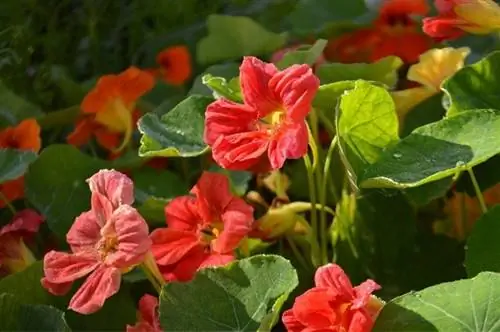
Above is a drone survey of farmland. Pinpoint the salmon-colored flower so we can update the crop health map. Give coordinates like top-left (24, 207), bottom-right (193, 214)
top-left (204, 56), bottom-right (319, 172)
top-left (127, 294), bottom-right (162, 332)
top-left (283, 264), bottom-right (383, 332)
top-left (41, 169), bottom-right (151, 314)
top-left (147, 46), bottom-right (192, 86)
top-left (0, 119), bottom-right (41, 207)
top-left (325, 0), bottom-right (434, 64)
top-left (150, 172), bottom-right (253, 282)
top-left (0, 209), bottom-right (43, 275)
top-left (423, 0), bottom-right (500, 41)
top-left (67, 67), bottom-right (154, 153)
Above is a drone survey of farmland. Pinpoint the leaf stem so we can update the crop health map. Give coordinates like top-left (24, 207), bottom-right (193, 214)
top-left (286, 235), bottom-right (310, 271)
top-left (303, 154), bottom-right (320, 266)
top-left (467, 168), bottom-right (487, 214)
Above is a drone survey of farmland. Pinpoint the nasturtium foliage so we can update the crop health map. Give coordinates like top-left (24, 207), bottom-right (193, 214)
top-left (361, 109), bottom-right (500, 189)
top-left (0, 149), bottom-right (37, 183)
top-left (313, 81), bottom-right (355, 115)
top-left (25, 145), bottom-right (105, 239)
top-left (275, 39), bottom-right (327, 69)
top-left (374, 272), bottom-right (500, 332)
top-left (202, 74), bottom-right (242, 102)
top-left (159, 255), bottom-right (298, 331)
top-left (443, 51), bottom-right (500, 115)
top-left (208, 164), bottom-right (252, 197)
top-left (132, 168), bottom-right (188, 204)
top-left (0, 80), bottom-right (44, 127)
top-left (189, 62), bottom-right (240, 96)
top-left (197, 15), bottom-right (287, 65)
top-left (138, 95), bottom-right (213, 158)
top-left (465, 205), bottom-right (500, 277)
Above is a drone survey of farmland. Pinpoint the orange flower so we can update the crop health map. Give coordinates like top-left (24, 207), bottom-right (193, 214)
top-left (148, 46), bottom-right (192, 86)
top-left (0, 119), bottom-right (41, 207)
top-left (325, 0), bottom-right (434, 64)
top-left (67, 67), bottom-right (154, 153)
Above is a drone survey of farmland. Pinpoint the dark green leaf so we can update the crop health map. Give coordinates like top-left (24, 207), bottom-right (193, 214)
top-left (132, 168), bottom-right (188, 204)
top-left (137, 197), bottom-right (170, 226)
top-left (0, 149), bottom-right (37, 184)
top-left (0, 80), bottom-right (43, 127)
top-left (361, 109), bottom-right (500, 189)
top-left (404, 178), bottom-right (453, 206)
top-left (138, 95), bottom-right (213, 158)
top-left (401, 93), bottom-right (446, 138)
top-left (208, 165), bottom-right (252, 196)
top-left (159, 255), bottom-right (298, 331)
top-left (276, 39), bottom-right (327, 69)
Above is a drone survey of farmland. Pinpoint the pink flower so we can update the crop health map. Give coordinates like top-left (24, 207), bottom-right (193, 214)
top-left (282, 264), bottom-right (383, 332)
top-left (204, 56), bottom-right (320, 172)
top-left (127, 294), bottom-right (162, 332)
top-left (150, 172), bottom-right (253, 281)
top-left (41, 170), bottom-right (151, 314)
top-left (0, 209), bottom-right (43, 275)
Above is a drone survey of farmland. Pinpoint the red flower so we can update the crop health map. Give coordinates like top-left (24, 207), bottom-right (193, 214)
top-left (282, 264), bottom-right (383, 332)
top-left (325, 0), bottom-right (434, 64)
top-left (150, 172), bottom-right (253, 282)
top-left (41, 170), bottom-right (151, 314)
top-left (0, 209), bottom-right (43, 275)
top-left (423, 0), bottom-right (500, 41)
top-left (204, 56), bottom-right (319, 171)
top-left (127, 294), bottom-right (162, 332)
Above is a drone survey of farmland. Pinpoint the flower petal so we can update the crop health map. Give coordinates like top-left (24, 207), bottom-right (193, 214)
top-left (150, 228), bottom-right (200, 266)
top-left (0, 209), bottom-right (43, 237)
top-left (157, 45), bottom-right (192, 86)
top-left (165, 196), bottom-right (201, 231)
top-left (104, 205), bottom-right (151, 268)
top-left (292, 288), bottom-right (337, 329)
top-left (268, 64), bottom-right (319, 122)
top-left (69, 265), bottom-right (121, 314)
top-left (161, 246), bottom-right (207, 282)
top-left (268, 122), bottom-right (308, 169)
top-left (352, 280), bottom-right (381, 310)
top-left (282, 309), bottom-right (307, 332)
top-left (199, 253), bottom-right (234, 269)
top-left (43, 251), bottom-right (99, 284)
top-left (88, 169), bottom-right (135, 208)
top-left (204, 99), bottom-right (257, 146)
top-left (41, 278), bottom-right (73, 296)
top-left (314, 264), bottom-right (355, 299)
top-left (239, 56), bottom-right (280, 117)
top-left (66, 210), bottom-right (101, 253)
top-left (211, 132), bottom-right (270, 171)
top-left (191, 172), bottom-right (233, 223)
top-left (213, 197), bottom-right (253, 253)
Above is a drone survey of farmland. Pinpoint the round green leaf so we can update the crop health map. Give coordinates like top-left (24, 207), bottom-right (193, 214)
top-left (0, 149), bottom-right (37, 184)
top-left (132, 168), bottom-right (188, 204)
top-left (373, 272), bottom-right (500, 332)
top-left (159, 255), bottom-right (298, 331)
top-left (361, 109), bottom-right (500, 189)
top-left (25, 145), bottom-right (106, 239)
top-left (138, 95), bottom-right (213, 158)
top-left (466, 205), bottom-right (500, 277)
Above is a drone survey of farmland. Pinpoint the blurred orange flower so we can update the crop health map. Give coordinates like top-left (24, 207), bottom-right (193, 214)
top-left (325, 0), bottom-right (434, 64)
top-left (67, 67), bottom-right (154, 153)
top-left (0, 119), bottom-right (41, 208)
top-left (148, 46), bottom-right (192, 86)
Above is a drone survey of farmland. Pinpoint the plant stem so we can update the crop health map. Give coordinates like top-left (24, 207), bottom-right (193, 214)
top-left (286, 236), bottom-right (310, 271)
top-left (141, 264), bottom-right (162, 294)
top-left (467, 168), bottom-right (487, 214)
top-left (0, 191), bottom-right (16, 215)
top-left (303, 153), bottom-right (320, 266)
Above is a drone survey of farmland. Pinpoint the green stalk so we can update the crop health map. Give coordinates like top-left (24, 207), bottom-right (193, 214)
top-left (467, 168), bottom-right (487, 214)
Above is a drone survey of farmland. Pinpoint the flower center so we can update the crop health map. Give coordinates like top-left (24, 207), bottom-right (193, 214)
top-left (259, 110), bottom-right (286, 133)
top-left (199, 222), bottom-right (223, 248)
top-left (98, 235), bottom-right (119, 259)
top-left (95, 98), bottom-right (133, 133)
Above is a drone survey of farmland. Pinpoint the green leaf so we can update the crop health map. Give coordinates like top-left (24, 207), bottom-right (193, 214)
top-left (0, 80), bottom-right (44, 127)
top-left (313, 81), bottom-right (355, 113)
top-left (208, 165), bottom-right (252, 196)
top-left (276, 39), bottom-right (327, 69)
top-left (25, 145), bottom-right (105, 239)
top-left (197, 15), bottom-right (287, 65)
top-left (138, 95), bottom-right (213, 158)
top-left (202, 74), bottom-right (242, 102)
top-left (401, 93), bottom-right (446, 138)
top-left (0, 149), bottom-right (37, 184)
top-left (317, 56), bottom-right (403, 87)
top-left (137, 197), bottom-right (170, 226)
top-left (373, 272), bottom-right (500, 332)
top-left (132, 168), bottom-right (188, 204)
top-left (361, 109), bottom-right (500, 189)
top-left (443, 51), bottom-right (500, 115)
top-left (159, 255), bottom-right (298, 331)
top-left (338, 80), bottom-right (399, 177)
top-left (189, 63), bottom-right (240, 96)
top-left (287, 0), bottom-right (367, 34)
top-left (404, 178), bottom-right (453, 206)
top-left (0, 294), bottom-right (70, 331)
top-left (465, 205), bottom-right (500, 277)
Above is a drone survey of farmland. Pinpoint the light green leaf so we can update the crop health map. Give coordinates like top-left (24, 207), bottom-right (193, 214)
top-left (317, 56), bottom-right (403, 87)
top-left (0, 149), bottom-right (37, 184)
top-left (197, 15), bottom-right (287, 65)
top-left (443, 51), bottom-right (500, 115)
top-left (189, 63), bottom-right (240, 96)
top-left (276, 39), bottom-right (327, 69)
top-left (202, 74), bottom-right (242, 102)
top-left (338, 80), bottom-right (399, 177)
top-left (466, 205), bottom-right (500, 277)
top-left (0, 80), bottom-right (43, 127)
top-left (313, 81), bottom-right (355, 114)
top-left (138, 95), bottom-right (213, 158)
top-left (25, 145), bottom-right (105, 239)
top-left (373, 272), bottom-right (500, 332)
top-left (361, 109), bottom-right (500, 189)
top-left (159, 255), bottom-right (298, 331)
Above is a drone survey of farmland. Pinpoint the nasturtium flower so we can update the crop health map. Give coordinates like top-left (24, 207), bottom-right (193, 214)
top-left (150, 171), bottom-right (253, 282)
top-left (0, 209), bottom-right (43, 275)
top-left (0, 119), bottom-right (41, 207)
top-left (67, 67), bottom-right (154, 153)
top-left (127, 294), bottom-right (162, 332)
top-left (147, 46), bottom-right (192, 86)
top-left (41, 170), bottom-right (151, 314)
top-left (423, 0), bottom-right (500, 41)
top-left (204, 56), bottom-right (319, 172)
top-left (283, 264), bottom-right (384, 332)
top-left (325, 0), bottom-right (434, 64)
top-left (392, 46), bottom-right (470, 118)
